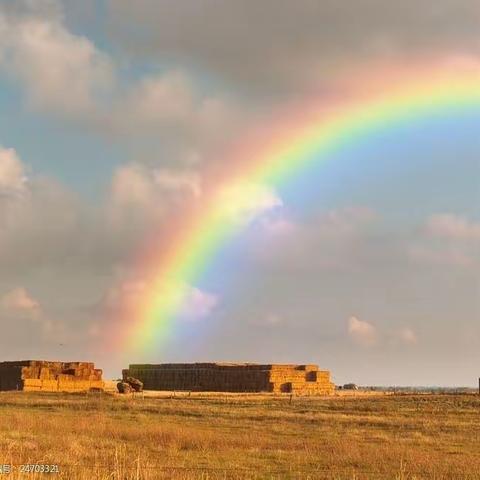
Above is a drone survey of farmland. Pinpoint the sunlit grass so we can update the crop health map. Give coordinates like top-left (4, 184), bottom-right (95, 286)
top-left (0, 392), bottom-right (479, 479)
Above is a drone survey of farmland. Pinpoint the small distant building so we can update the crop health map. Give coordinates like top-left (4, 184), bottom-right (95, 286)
top-left (0, 360), bottom-right (104, 392)
top-left (123, 363), bottom-right (335, 395)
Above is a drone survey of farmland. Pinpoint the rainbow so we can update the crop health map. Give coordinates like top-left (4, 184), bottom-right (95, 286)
top-left (115, 65), bottom-right (480, 353)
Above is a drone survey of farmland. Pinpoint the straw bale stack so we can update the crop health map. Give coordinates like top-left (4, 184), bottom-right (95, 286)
top-left (123, 363), bottom-right (335, 395)
top-left (0, 360), bottom-right (104, 392)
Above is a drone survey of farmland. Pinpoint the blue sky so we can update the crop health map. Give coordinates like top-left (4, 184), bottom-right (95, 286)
top-left (0, 0), bottom-right (478, 385)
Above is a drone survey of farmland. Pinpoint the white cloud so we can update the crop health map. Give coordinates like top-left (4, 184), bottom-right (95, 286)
top-left (0, 285), bottom-right (70, 345)
top-left (0, 2), bottom-right (248, 182)
top-left (216, 182), bottom-right (282, 224)
top-left (103, 279), bottom-right (147, 311)
top-left (0, 287), bottom-right (40, 318)
top-left (0, 147), bottom-right (87, 271)
top-left (0, 146), bottom-right (27, 195)
top-left (108, 163), bottom-right (203, 228)
top-left (118, 72), bottom-right (195, 129)
top-left (110, 163), bottom-right (202, 210)
top-left (0, 6), bottom-right (113, 117)
top-left (111, 71), bottom-right (241, 144)
top-left (260, 216), bottom-right (297, 237)
top-left (110, 163), bottom-right (155, 211)
top-left (154, 169), bottom-right (202, 198)
top-left (178, 286), bottom-right (218, 321)
top-left (104, 277), bottom-right (217, 322)
top-left (425, 213), bottom-right (480, 240)
top-left (398, 327), bottom-right (418, 345)
top-left (348, 320), bottom-right (417, 348)
top-left (348, 315), bottom-right (378, 347)
top-left (0, 175), bottom-right (82, 271)
top-left (409, 213), bottom-right (480, 268)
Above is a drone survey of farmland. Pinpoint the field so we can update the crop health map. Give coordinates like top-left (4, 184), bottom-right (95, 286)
top-left (0, 392), bottom-right (479, 479)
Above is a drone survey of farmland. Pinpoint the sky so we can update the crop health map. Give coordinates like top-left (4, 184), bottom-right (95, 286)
top-left (0, 0), bottom-right (479, 386)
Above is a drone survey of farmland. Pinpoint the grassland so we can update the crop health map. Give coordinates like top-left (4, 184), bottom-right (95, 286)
top-left (0, 392), bottom-right (479, 479)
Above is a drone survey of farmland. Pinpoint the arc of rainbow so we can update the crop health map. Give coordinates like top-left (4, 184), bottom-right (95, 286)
top-left (119, 69), bottom-right (480, 353)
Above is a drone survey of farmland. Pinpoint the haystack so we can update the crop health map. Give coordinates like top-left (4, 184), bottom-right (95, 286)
top-left (0, 360), bottom-right (104, 392)
top-left (123, 363), bottom-right (334, 395)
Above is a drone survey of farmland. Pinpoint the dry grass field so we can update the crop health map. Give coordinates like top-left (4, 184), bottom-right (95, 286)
top-left (0, 391), bottom-right (479, 479)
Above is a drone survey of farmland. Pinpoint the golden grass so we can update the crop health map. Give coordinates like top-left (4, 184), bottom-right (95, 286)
top-left (0, 392), bottom-right (479, 479)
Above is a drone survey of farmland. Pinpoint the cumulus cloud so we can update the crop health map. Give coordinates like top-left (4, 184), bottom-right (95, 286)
top-left (0, 146), bottom-right (141, 282)
top-left (110, 164), bottom-right (156, 212)
top-left (113, 71), bottom-right (238, 138)
top-left (0, 176), bottom-right (83, 272)
top-left (103, 279), bottom-right (147, 311)
top-left (0, 147), bottom-right (92, 273)
top-left (123, 72), bottom-right (196, 127)
top-left (348, 316), bottom-right (378, 347)
top-left (0, 146), bottom-right (27, 196)
top-left (0, 284), bottom-right (73, 347)
top-left (178, 286), bottom-right (218, 321)
top-left (278, 207), bottom-right (375, 239)
top-left (425, 213), bottom-right (480, 240)
top-left (108, 163), bottom-right (203, 229)
top-left (216, 182), bottom-right (282, 224)
top-left (398, 327), bottom-right (418, 345)
top-left (260, 216), bottom-right (297, 237)
top-left (409, 213), bottom-right (480, 268)
top-left (349, 319), bottom-right (419, 348)
top-left (0, 287), bottom-right (40, 318)
top-left (104, 277), bottom-right (217, 322)
top-left (154, 169), bottom-right (202, 198)
top-left (108, 71), bottom-right (246, 171)
top-left (0, 2), bottom-right (243, 155)
top-left (0, 3), bottom-right (113, 117)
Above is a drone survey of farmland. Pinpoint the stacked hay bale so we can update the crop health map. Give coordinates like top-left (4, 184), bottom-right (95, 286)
top-left (123, 363), bottom-right (335, 395)
top-left (0, 360), bottom-right (104, 392)
top-left (124, 363), bottom-right (271, 392)
top-left (267, 364), bottom-right (335, 395)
